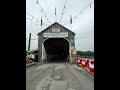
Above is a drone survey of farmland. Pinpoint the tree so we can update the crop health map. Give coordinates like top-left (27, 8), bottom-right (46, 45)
top-left (76, 51), bottom-right (94, 56)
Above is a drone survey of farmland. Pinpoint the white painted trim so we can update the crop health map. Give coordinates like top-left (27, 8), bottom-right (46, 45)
top-left (42, 37), bottom-right (70, 44)
top-left (42, 43), bottom-right (47, 60)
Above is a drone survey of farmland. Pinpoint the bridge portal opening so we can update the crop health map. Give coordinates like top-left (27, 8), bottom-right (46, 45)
top-left (43, 38), bottom-right (69, 62)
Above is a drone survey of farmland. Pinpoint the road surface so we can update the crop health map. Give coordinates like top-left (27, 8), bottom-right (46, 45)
top-left (26, 61), bottom-right (94, 90)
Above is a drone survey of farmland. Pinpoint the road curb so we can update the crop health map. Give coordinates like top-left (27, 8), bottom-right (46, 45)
top-left (77, 64), bottom-right (94, 76)
top-left (84, 68), bottom-right (94, 76)
top-left (26, 62), bottom-right (35, 67)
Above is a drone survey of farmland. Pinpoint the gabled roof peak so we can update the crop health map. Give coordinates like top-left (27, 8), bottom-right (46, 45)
top-left (37, 22), bottom-right (76, 35)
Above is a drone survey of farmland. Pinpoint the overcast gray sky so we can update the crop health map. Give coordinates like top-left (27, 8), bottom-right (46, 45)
top-left (26, 0), bottom-right (94, 51)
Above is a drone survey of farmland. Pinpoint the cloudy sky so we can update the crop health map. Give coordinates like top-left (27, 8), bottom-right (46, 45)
top-left (26, 0), bottom-right (94, 51)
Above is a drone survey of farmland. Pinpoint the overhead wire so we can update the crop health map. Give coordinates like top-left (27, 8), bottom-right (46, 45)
top-left (26, 12), bottom-right (41, 22)
top-left (26, 38), bottom-right (38, 40)
top-left (26, 21), bottom-right (39, 25)
top-left (63, 1), bottom-right (94, 25)
top-left (26, 18), bottom-right (39, 23)
top-left (59, 0), bottom-right (67, 23)
top-left (26, 17), bottom-right (48, 26)
top-left (37, 0), bottom-right (51, 24)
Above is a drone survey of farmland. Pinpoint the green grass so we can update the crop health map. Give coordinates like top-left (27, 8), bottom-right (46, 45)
top-left (76, 55), bottom-right (94, 59)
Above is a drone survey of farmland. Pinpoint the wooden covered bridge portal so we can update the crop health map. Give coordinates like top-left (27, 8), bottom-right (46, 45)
top-left (37, 22), bottom-right (76, 64)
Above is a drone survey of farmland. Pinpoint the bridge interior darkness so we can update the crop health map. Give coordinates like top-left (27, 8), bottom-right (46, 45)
top-left (44, 38), bottom-right (69, 62)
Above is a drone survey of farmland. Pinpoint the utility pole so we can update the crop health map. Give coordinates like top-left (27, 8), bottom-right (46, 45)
top-left (55, 6), bottom-right (57, 22)
top-left (28, 33), bottom-right (31, 54)
top-left (70, 15), bottom-right (72, 31)
top-left (41, 16), bottom-right (42, 31)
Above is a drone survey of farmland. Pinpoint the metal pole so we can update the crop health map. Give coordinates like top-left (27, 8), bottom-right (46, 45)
top-left (55, 6), bottom-right (57, 22)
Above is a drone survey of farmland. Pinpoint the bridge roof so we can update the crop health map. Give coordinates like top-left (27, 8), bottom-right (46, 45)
top-left (37, 22), bottom-right (76, 35)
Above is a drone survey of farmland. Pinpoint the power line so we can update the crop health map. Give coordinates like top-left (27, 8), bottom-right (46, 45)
top-left (26, 21), bottom-right (39, 25)
top-left (75, 37), bottom-right (94, 39)
top-left (26, 38), bottom-right (38, 40)
top-left (26, 12), bottom-right (41, 22)
top-left (27, 3), bottom-right (47, 26)
top-left (26, 18), bottom-right (39, 23)
top-left (75, 36), bottom-right (94, 39)
top-left (27, 1), bottom-right (49, 26)
top-left (74, 1), bottom-right (94, 19)
top-left (63, 1), bottom-right (94, 25)
top-left (37, 0), bottom-right (51, 24)
top-left (26, 18), bottom-right (48, 26)
top-left (59, 0), bottom-right (67, 23)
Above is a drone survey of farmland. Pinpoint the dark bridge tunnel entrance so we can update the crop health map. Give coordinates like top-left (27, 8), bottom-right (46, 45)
top-left (43, 38), bottom-right (69, 62)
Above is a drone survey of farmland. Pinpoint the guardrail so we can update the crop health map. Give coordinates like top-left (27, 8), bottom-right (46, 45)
top-left (76, 57), bottom-right (94, 75)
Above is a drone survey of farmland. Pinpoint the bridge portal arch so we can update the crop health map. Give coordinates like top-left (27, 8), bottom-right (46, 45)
top-left (42, 38), bottom-right (70, 62)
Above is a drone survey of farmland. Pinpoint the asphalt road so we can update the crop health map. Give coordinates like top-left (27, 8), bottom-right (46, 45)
top-left (26, 61), bottom-right (94, 90)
